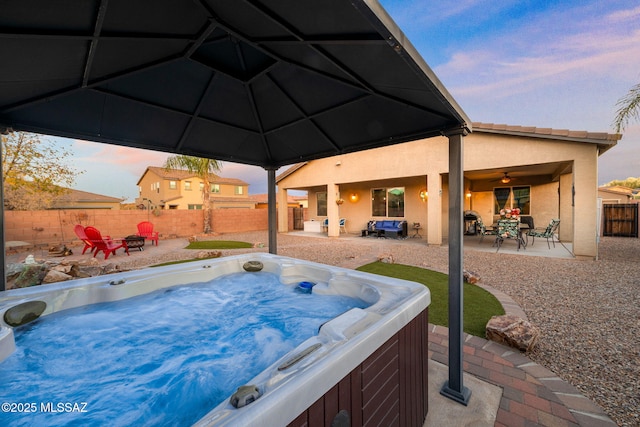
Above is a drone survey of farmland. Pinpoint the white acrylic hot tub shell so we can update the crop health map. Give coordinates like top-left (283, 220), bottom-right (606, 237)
top-left (0, 253), bottom-right (430, 427)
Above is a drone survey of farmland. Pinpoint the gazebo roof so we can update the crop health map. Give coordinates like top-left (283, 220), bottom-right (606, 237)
top-left (0, 0), bottom-right (469, 167)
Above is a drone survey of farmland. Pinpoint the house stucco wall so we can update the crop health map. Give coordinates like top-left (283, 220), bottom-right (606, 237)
top-left (277, 130), bottom-right (610, 259)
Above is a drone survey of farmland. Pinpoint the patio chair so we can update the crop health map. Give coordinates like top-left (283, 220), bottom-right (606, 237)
top-left (476, 217), bottom-right (497, 243)
top-left (73, 224), bottom-right (96, 255)
top-left (84, 226), bottom-right (129, 260)
top-left (519, 215), bottom-right (535, 245)
top-left (339, 218), bottom-right (347, 233)
top-left (494, 219), bottom-right (525, 252)
top-left (527, 219), bottom-right (560, 249)
top-left (321, 218), bottom-right (328, 232)
top-left (136, 221), bottom-right (159, 246)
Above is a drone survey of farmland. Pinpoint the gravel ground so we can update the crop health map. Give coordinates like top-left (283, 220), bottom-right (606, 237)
top-left (12, 232), bottom-right (638, 426)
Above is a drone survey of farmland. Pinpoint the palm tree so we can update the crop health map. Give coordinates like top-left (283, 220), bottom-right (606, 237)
top-left (614, 82), bottom-right (640, 133)
top-left (164, 155), bottom-right (221, 234)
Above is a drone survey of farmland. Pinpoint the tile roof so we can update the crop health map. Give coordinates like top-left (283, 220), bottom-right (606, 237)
top-left (54, 188), bottom-right (123, 203)
top-left (472, 122), bottom-right (621, 147)
top-left (139, 166), bottom-right (249, 186)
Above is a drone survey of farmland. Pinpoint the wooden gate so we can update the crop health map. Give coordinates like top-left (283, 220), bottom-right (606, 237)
top-left (292, 207), bottom-right (304, 230)
top-left (603, 204), bottom-right (638, 237)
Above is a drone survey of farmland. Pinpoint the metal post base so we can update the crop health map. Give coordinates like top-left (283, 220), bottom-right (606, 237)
top-left (440, 381), bottom-right (472, 406)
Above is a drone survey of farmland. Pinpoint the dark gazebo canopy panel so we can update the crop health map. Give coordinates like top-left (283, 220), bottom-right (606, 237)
top-left (0, 0), bottom-right (469, 168)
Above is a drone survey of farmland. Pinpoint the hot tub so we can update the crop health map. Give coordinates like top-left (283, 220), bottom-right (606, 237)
top-left (0, 253), bottom-right (430, 426)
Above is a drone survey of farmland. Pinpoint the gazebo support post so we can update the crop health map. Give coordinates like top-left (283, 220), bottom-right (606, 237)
top-left (440, 125), bottom-right (472, 405)
top-left (0, 129), bottom-right (5, 292)
top-left (266, 167), bottom-right (277, 255)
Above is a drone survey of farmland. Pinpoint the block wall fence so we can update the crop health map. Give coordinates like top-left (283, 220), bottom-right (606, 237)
top-left (4, 207), bottom-right (302, 248)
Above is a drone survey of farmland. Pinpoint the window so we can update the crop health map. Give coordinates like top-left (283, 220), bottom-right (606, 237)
top-left (169, 180), bottom-right (177, 190)
top-left (512, 186), bottom-right (530, 214)
top-left (184, 181), bottom-right (192, 191)
top-left (235, 186), bottom-right (244, 195)
top-left (211, 184), bottom-right (220, 193)
top-left (387, 187), bottom-right (405, 217)
top-left (494, 186), bottom-right (530, 215)
top-left (371, 187), bottom-right (405, 217)
top-left (199, 182), bottom-right (204, 192)
top-left (371, 189), bottom-right (386, 217)
top-left (317, 192), bottom-right (327, 216)
top-left (188, 204), bottom-right (202, 210)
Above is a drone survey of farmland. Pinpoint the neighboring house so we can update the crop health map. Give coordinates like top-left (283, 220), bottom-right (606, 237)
top-left (136, 166), bottom-right (253, 210)
top-left (276, 122), bottom-right (621, 260)
top-left (50, 188), bottom-right (123, 210)
top-left (598, 186), bottom-right (635, 204)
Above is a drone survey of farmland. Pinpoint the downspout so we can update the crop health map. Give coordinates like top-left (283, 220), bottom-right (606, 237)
top-left (440, 125), bottom-right (471, 405)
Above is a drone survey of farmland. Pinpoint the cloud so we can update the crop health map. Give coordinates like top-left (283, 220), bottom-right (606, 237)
top-left (436, 23), bottom-right (640, 100)
top-left (606, 5), bottom-right (640, 22)
top-left (71, 140), bottom-right (170, 174)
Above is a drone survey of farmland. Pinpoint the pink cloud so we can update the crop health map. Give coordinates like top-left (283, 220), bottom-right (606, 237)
top-left (71, 139), bottom-right (169, 175)
top-left (607, 5), bottom-right (640, 22)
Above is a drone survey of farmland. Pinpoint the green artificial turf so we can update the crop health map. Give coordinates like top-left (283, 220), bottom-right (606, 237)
top-left (185, 240), bottom-right (254, 250)
top-left (356, 262), bottom-right (504, 337)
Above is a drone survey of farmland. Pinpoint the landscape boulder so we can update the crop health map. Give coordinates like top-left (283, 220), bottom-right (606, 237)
top-left (42, 269), bottom-right (73, 283)
top-left (197, 251), bottom-right (222, 259)
top-left (377, 253), bottom-right (394, 264)
top-left (486, 314), bottom-right (540, 352)
top-left (13, 264), bottom-right (47, 288)
top-left (463, 269), bottom-right (481, 284)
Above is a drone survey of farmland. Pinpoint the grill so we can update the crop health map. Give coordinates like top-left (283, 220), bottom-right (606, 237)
top-left (464, 210), bottom-right (481, 235)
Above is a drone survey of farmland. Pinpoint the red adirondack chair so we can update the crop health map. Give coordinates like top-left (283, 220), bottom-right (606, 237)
top-left (84, 226), bottom-right (129, 260)
top-left (136, 221), bottom-right (159, 246)
top-left (73, 224), bottom-right (96, 255)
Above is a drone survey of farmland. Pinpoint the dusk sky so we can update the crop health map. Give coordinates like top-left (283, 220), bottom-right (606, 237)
top-left (54, 0), bottom-right (640, 202)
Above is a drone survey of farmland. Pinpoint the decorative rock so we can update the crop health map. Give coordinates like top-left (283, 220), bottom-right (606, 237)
top-left (51, 264), bottom-right (74, 274)
top-left (102, 263), bottom-right (122, 274)
top-left (48, 245), bottom-right (72, 257)
top-left (253, 242), bottom-right (265, 248)
top-left (78, 258), bottom-right (101, 267)
top-left (3, 301), bottom-right (47, 327)
top-left (196, 251), bottom-right (222, 259)
top-left (463, 269), bottom-right (481, 284)
top-left (14, 264), bottom-right (47, 288)
top-left (76, 266), bottom-right (104, 277)
top-left (243, 260), bottom-right (264, 272)
top-left (42, 269), bottom-right (73, 284)
top-left (486, 314), bottom-right (540, 352)
top-left (377, 253), bottom-right (394, 264)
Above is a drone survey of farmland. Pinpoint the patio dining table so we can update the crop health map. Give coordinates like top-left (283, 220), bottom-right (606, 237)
top-left (492, 220), bottom-right (529, 251)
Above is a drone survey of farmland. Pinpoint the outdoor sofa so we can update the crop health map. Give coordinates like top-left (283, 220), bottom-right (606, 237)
top-left (365, 220), bottom-right (408, 238)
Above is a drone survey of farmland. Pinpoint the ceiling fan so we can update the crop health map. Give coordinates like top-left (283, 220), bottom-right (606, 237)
top-left (491, 172), bottom-right (513, 184)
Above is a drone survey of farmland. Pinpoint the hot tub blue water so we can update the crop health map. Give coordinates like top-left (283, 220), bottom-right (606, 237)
top-left (0, 272), bottom-right (368, 426)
